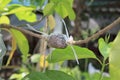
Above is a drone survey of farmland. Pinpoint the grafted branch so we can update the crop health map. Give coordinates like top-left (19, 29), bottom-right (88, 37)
top-left (0, 17), bottom-right (120, 46)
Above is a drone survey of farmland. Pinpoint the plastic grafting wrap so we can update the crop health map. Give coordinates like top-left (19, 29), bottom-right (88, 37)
top-left (0, 33), bottom-right (7, 67)
top-left (48, 33), bottom-right (67, 49)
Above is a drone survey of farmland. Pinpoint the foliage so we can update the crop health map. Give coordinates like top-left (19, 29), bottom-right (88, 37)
top-left (60, 66), bottom-right (81, 80)
top-left (30, 54), bottom-right (41, 63)
top-left (0, 0), bottom-right (120, 80)
top-left (98, 38), bottom-right (111, 60)
top-left (109, 32), bottom-right (120, 80)
top-left (0, 0), bottom-right (36, 24)
top-left (82, 72), bottom-right (110, 80)
top-left (43, 0), bottom-right (76, 20)
top-left (23, 70), bottom-right (75, 80)
top-left (10, 29), bottom-right (29, 63)
top-left (47, 45), bottom-right (96, 63)
top-left (0, 16), bottom-right (10, 24)
top-left (9, 66), bottom-right (29, 80)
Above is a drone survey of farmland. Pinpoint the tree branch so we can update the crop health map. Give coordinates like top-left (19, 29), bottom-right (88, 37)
top-left (0, 24), bottom-right (47, 40)
top-left (0, 17), bottom-right (120, 46)
top-left (72, 17), bottom-right (120, 45)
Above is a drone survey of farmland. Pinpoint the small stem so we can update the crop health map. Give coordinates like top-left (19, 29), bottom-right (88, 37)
top-left (99, 59), bottom-right (106, 80)
top-left (96, 58), bottom-right (102, 65)
top-left (1, 65), bottom-right (20, 69)
top-left (85, 58), bottom-right (88, 72)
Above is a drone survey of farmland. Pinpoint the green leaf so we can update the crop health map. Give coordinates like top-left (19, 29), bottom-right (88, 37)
top-left (30, 54), bottom-right (40, 63)
top-left (0, 0), bottom-right (11, 10)
top-left (82, 72), bottom-right (110, 80)
top-left (63, 0), bottom-right (74, 7)
top-left (10, 72), bottom-right (28, 80)
top-left (51, 0), bottom-right (73, 7)
top-left (8, 6), bottom-right (34, 14)
top-left (63, 4), bottom-right (76, 20)
top-left (68, 9), bottom-right (76, 20)
top-left (0, 16), bottom-right (10, 24)
top-left (10, 74), bottom-right (22, 80)
top-left (23, 70), bottom-right (75, 80)
top-left (55, 4), bottom-right (68, 19)
top-left (98, 38), bottom-right (110, 59)
top-left (109, 32), bottom-right (120, 80)
top-left (48, 15), bottom-right (56, 30)
top-left (10, 29), bottom-right (29, 63)
top-left (39, 0), bottom-right (45, 7)
top-left (61, 0), bottom-right (75, 20)
top-left (45, 70), bottom-right (75, 80)
top-left (43, 2), bottom-right (55, 16)
top-left (7, 4), bottom-right (22, 11)
top-left (47, 45), bottom-right (96, 63)
top-left (44, 0), bottom-right (75, 20)
top-left (7, 6), bottom-right (36, 22)
top-left (15, 11), bottom-right (36, 22)
top-left (52, 0), bottom-right (75, 20)
top-left (50, 0), bottom-right (60, 3)
top-left (23, 71), bottom-right (51, 80)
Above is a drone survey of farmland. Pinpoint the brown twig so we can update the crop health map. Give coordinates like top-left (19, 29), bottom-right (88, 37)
top-left (0, 24), bottom-right (47, 40)
top-left (0, 17), bottom-right (120, 46)
top-left (72, 17), bottom-right (120, 45)
top-left (1, 65), bottom-right (20, 69)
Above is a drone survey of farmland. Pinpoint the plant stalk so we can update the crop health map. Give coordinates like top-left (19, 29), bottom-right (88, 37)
top-left (99, 58), bottom-right (106, 80)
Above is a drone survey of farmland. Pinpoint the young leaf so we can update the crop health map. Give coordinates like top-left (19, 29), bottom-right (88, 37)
top-left (67, 8), bottom-right (76, 20)
top-left (98, 38), bottom-right (110, 59)
top-left (44, 0), bottom-right (75, 20)
top-left (43, 2), bottom-right (55, 16)
top-left (30, 54), bottom-right (40, 63)
top-left (62, 0), bottom-right (74, 7)
top-left (45, 70), bottom-right (75, 80)
top-left (0, 0), bottom-right (11, 10)
top-left (47, 45), bottom-right (96, 63)
top-left (10, 72), bottom-right (28, 80)
top-left (82, 72), bottom-right (110, 80)
top-left (50, 0), bottom-right (60, 3)
top-left (7, 4), bottom-right (21, 11)
top-left (62, 0), bottom-right (76, 20)
top-left (0, 16), bottom-right (10, 24)
top-left (39, 0), bottom-right (45, 7)
top-left (65, 6), bottom-right (75, 20)
top-left (10, 29), bottom-right (29, 63)
top-left (109, 32), bottom-right (120, 80)
top-left (55, 4), bottom-right (68, 19)
top-left (8, 6), bottom-right (34, 14)
top-left (7, 6), bottom-right (36, 22)
top-left (48, 15), bottom-right (56, 30)
top-left (15, 11), bottom-right (36, 22)
top-left (51, 0), bottom-right (73, 7)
